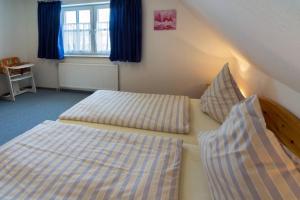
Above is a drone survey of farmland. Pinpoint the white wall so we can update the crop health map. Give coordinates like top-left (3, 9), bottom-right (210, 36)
top-left (24, 0), bottom-right (234, 98)
top-left (182, 0), bottom-right (300, 94)
top-left (0, 0), bottom-right (30, 94)
top-left (229, 52), bottom-right (300, 118)
top-left (182, 0), bottom-right (300, 118)
top-left (119, 0), bottom-right (235, 97)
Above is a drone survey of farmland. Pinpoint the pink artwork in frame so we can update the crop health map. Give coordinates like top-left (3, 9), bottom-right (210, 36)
top-left (154, 9), bottom-right (177, 31)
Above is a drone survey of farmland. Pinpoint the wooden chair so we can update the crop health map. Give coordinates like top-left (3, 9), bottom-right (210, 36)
top-left (0, 57), bottom-right (36, 101)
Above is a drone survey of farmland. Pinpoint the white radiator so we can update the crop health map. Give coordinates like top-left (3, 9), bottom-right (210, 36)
top-left (58, 63), bottom-right (119, 91)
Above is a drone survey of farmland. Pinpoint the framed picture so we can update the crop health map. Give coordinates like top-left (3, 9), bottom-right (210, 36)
top-left (154, 9), bottom-right (176, 31)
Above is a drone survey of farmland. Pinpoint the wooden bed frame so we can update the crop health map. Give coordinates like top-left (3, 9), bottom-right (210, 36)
top-left (260, 98), bottom-right (300, 158)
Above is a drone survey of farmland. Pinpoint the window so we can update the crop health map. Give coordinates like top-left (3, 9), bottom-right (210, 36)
top-left (62, 3), bottom-right (110, 56)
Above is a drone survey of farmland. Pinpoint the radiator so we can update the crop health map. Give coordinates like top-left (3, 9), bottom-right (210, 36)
top-left (58, 63), bottom-right (119, 91)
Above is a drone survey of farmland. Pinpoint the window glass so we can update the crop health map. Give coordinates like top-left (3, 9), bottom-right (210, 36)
top-left (98, 8), bottom-right (109, 22)
top-left (79, 10), bottom-right (90, 23)
top-left (96, 8), bottom-right (110, 54)
top-left (62, 4), bottom-right (110, 56)
top-left (78, 10), bottom-right (91, 52)
top-left (65, 11), bottom-right (76, 24)
top-left (64, 11), bottom-right (77, 52)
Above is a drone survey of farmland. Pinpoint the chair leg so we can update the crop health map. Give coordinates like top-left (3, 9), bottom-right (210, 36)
top-left (31, 71), bottom-right (37, 93)
top-left (6, 70), bottom-right (15, 101)
top-left (1, 65), bottom-right (36, 101)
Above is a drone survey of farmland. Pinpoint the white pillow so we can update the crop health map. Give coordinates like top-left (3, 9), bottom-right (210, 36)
top-left (282, 145), bottom-right (300, 168)
top-left (198, 95), bottom-right (300, 200)
top-left (200, 63), bottom-right (244, 123)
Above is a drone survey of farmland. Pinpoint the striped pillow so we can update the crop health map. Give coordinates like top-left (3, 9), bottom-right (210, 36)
top-left (198, 96), bottom-right (300, 200)
top-left (282, 145), bottom-right (300, 168)
top-left (200, 63), bottom-right (244, 123)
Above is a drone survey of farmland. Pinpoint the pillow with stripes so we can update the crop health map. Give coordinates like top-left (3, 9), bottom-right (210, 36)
top-left (200, 63), bottom-right (244, 123)
top-left (198, 95), bottom-right (300, 200)
top-left (282, 144), bottom-right (300, 168)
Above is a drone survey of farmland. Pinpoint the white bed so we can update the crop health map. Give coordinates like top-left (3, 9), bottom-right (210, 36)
top-left (60, 99), bottom-right (220, 200)
top-left (0, 95), bottom-right (219, 200)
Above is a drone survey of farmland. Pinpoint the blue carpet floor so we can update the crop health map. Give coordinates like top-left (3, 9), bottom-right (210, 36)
top-left (0, 89), bottom-right (90, 145)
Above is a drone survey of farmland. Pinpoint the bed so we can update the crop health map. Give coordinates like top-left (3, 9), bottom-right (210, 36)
top-left (60, 96), bottom-right (300, 200)
top-left (1, 90), bottom-right (296, 200)
top-left (0, 115), bottom-right (217, 200)
top-left (0, 96), bottom-right (220, 200)
top-left (60, 98), bottom-right (220, 200)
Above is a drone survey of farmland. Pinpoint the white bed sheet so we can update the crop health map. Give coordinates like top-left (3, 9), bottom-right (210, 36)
top-left (60, 99), bottom-right (220, 200)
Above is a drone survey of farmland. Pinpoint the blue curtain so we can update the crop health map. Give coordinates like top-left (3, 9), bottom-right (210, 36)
top-left (38, 1), bottom-right (64, 60)
top-left (109, 0), bottom-right (142, 62)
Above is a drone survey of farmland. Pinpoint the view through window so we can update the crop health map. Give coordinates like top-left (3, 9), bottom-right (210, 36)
top-left (62, 3), bottom-right (110, 56)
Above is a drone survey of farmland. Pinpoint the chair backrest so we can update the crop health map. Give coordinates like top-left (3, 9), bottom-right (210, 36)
top-left (0, 57), bottom-right (22, 74)
top-left (0, 57), bottom-right (21, 68)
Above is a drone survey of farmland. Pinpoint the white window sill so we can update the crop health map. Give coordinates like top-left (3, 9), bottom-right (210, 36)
top-left (64, 55), bottom-right (110, 58)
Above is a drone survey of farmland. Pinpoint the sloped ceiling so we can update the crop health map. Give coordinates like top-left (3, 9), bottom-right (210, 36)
top-left (182, 0), bottom-right (300, 93)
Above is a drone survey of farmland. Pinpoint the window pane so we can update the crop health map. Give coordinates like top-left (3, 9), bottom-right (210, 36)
top-left (98, 8), bottom-right (109, 22)
top-left (63, 29), bottom-right (76, 52)
top-left (96, 8), bottom-right (110, 54)
top-left (79, 26), bottom-right (91, 52)
top-left (79, 10), bottom-right (91, 32)
top-left (78, 10), bottom-right (91, 52)
top-left (64, 10), bottom-right (77, 53)
top-left (65, 11), bottom-right (76, 24)
top-left (79, 10), bottom-right (90, 23)
top-left (62, 5), bottom-right (111, 55)
top-left (63, 9), bottom-right (92, 53)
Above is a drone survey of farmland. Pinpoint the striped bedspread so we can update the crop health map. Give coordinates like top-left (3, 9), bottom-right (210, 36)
top-left (60, 90), bottom-right (190, 134)
top-left (0, 121), bottom-right (183, 200)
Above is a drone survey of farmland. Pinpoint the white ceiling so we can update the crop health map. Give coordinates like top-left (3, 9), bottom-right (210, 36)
top-left (182, 0), bottom-right (300, 93)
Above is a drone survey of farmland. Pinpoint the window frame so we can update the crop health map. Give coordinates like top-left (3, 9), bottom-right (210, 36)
top-left (62, 3), bottom-right (110, 57)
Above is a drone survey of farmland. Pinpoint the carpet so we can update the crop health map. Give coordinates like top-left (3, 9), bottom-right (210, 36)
top-left (0, 89), bottom-right (90, 145)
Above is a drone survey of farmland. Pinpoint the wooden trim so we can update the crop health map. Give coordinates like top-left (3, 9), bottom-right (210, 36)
top-left (259, 98), bottom-right (300, 158)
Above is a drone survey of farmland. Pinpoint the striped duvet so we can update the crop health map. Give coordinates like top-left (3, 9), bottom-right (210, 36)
top-left (0, 121), bottom-right (183, 200)
top-left (60, 90), bottom-right (190, 134)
